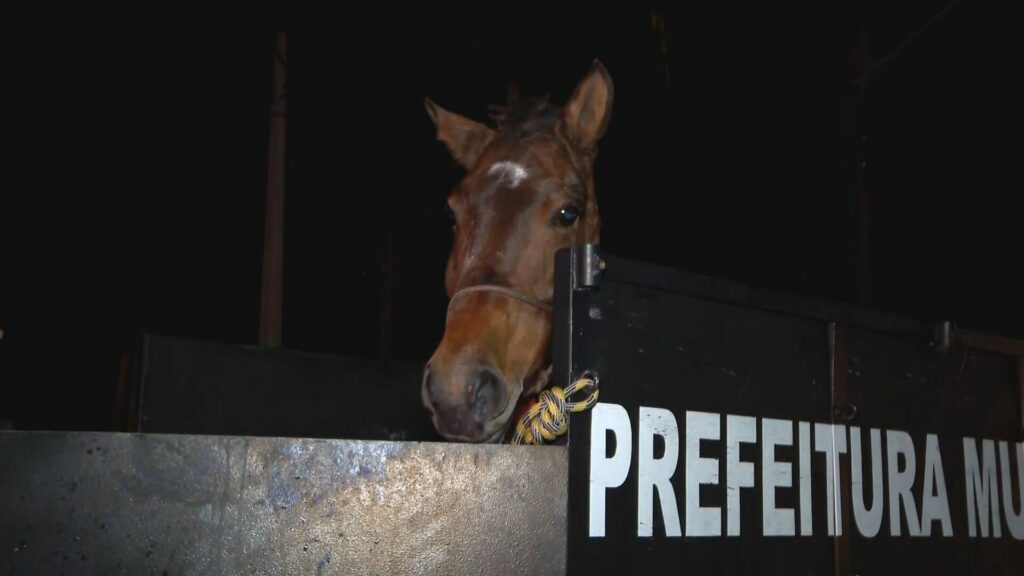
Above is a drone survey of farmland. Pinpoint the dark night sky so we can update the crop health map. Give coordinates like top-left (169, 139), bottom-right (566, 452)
top-left (2, 6), bottom-right (1021, 431)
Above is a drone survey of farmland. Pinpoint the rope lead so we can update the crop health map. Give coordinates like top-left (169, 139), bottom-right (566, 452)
top-left (511, 371), bottom-right (599, 445)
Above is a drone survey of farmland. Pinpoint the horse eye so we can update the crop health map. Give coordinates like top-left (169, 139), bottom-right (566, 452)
top-left (553, 205), bottom-right (581, 227)
top-left (445, 203), bottom-right (456, 225)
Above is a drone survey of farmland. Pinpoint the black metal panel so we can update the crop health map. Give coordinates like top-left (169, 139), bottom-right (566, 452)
top-left (560, 246), bottom-right (1024, 575)
top-left (836, 324), bottom-right (1024, 575)
top-left (596, 253), bottom-right (930, 337)
top-left (136, 334), bottom-right (438, 441)
top-left (566, 270), bottom-right (834, 574)
top-left (0, 431), bottom-right (568, 575)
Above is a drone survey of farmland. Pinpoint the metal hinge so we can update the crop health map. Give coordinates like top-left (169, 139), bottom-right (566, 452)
top-left (572, 244), bottom-right (605, 290)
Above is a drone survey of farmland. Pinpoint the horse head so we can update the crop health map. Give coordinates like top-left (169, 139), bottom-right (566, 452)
top-left (422, 61), bottom-right (613, 442)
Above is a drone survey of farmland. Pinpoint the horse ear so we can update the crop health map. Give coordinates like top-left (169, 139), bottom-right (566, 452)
top-left (425, 98), bottom-right (495, 169)
top-left (562, 60), bottom-right (614, 151)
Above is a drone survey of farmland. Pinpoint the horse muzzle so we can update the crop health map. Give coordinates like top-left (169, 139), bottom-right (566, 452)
top-left (422, 362), bottom-right (515, 443)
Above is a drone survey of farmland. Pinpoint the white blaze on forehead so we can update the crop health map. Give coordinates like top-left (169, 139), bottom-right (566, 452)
top-left (487, 161), bottom-right (529, 189)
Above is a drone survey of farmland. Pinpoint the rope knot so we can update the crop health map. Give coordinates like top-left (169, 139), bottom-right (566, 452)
top-left (512, 371), bottom-right (600, 445)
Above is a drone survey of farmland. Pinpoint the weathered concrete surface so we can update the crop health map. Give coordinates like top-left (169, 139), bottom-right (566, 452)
top-left (0, 431), bottom-right (567, 575)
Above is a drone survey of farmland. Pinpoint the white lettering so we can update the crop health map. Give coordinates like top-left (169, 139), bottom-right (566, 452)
top-left (799, 421), bottom-right (813, 536)
top-left (638, 407), bottom-right (682, 537)
top-left (850, 427), bottom-right (884, 538)
top-left (921, 434), bottom-right (953, 537)
top-left (762, 418), bottom-right (795, 536)
top-left (815, 423), bottom-right (848, 536)
top-left (586, 404), bottom-right (1016, 543)
top-left (589, 403), bottom-right (632, 537)
top-left (963, 437), bottom-right (1001, 538)
top-left (686, 411), bottom-right (721, 536)
top-left (1000, 441), bottom-right (1024, 540)
top-left (726, 415), bottom-right (756, 536)
top-left (888, 430), bottom-right (922, 536)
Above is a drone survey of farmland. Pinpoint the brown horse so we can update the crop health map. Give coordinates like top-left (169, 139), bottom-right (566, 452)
top-left (422, 61), bottom-right (613, 443)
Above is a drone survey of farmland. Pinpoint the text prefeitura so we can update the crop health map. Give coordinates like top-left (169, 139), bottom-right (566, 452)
top-left (588, 403), bottom-right (1024, 540)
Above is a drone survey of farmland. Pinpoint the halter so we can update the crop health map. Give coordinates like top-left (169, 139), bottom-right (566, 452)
top-left (443, 137), bottom-right (583, 320)
top-left (446, 284), bottom-right (554, 318)
top-left (440, 123), bottom-right (592, 323)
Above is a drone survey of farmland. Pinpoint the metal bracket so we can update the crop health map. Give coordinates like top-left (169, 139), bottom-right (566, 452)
top-left (572, 244), bottom-right (604, 291)
top-left (932, 320), bottom-right (1024, 358)
top-left (932, 321), bottom-right (954, 354)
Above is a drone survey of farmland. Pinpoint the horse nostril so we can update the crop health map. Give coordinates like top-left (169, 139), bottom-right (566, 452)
top-left (423, 369), bottom-right (439, 414)
top-left (473, 369), bottom-right (505, 422)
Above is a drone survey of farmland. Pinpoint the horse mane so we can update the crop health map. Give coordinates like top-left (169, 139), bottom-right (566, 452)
top-left (487, 83), bottom-right (561, 138)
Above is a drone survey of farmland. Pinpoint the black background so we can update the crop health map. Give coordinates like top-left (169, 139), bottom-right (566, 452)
top-left (2, 5), bottom-right (1021, 431)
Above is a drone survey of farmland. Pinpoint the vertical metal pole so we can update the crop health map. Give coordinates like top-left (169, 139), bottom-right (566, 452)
top-left (260, 32), bottom-right (287, 348)
top-left (829, 322), bottom-right (853, 576)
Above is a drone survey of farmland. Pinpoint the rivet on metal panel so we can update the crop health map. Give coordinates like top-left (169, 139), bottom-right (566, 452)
top-left (834, 403), bottom-right (858, 422)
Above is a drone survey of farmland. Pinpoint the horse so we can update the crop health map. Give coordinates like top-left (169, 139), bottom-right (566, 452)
top-left (422, 61), bottom-right (614, 443)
